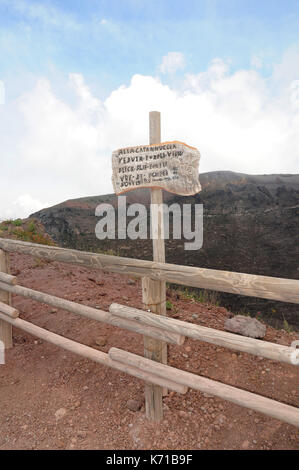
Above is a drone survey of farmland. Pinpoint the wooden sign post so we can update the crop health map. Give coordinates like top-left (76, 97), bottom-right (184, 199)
top-left (142, 111), bottom-right (167, 421)
top-left (111, 111), bottom-right (201, 421)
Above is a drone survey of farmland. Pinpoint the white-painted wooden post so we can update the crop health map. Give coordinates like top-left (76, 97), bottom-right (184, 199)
top-left (0, 249), bottom-right (12, 348)
top-left (142, 111), bottom-right (167, 421)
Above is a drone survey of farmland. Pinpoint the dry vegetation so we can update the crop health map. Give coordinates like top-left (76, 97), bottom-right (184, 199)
top-left (0, 218), bottom-right (55, 246)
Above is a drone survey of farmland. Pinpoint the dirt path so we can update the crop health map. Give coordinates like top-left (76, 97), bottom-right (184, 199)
top-left (0, 252), bottom-right (298, 450)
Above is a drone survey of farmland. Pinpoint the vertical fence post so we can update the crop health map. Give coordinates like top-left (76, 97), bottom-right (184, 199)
top-left (0, 249), bottom-right (12, 348)
top-left (142, 111), bottom-right (167, 422)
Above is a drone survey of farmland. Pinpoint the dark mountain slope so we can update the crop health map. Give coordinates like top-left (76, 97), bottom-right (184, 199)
top-left (31, 171), bottom-right (299, 328)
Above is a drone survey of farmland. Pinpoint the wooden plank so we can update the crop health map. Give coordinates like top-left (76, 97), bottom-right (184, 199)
top-left (143, 111), bottom-right (166, 421)
top-left (0, 238), bottom-right (298, 304)
top-left (109, 303), bottom-right (299, 365)
top-left (0, 301), bottom-right (19, 318)
top-left (0, 281), bottom-right (184, 345)
top-left (150, 189), bottom-right (168, 369)
top-left (0, 250), bottom-right (12, 348)
top-left (0, 312), bottom-right (187, 394)
top-left (109, 347), bottom-right (299, 428)
top-left (0, 272), bottom-right (17, 285)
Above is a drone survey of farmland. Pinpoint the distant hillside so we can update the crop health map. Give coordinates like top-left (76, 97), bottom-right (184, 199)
top-left (0, 217), bottom-right (55, 246)
top-left (31, 171), bottom-right (299, 329)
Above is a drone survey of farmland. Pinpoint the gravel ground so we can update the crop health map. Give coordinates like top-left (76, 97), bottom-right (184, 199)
top-left (0, 251), bottom-right (298, 450)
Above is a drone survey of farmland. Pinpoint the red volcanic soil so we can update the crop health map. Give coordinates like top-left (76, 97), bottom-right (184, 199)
top-left (0, 252), bottom-right (298, 450)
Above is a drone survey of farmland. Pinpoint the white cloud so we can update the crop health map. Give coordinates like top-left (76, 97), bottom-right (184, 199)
top-left (251, 54), bottom-right (263, 69)
top-left (4, 0), bottom-right (80, 30)
top-left (0, 80), bottom-right (4, 104)
top-left (0, 195), bottom-right (50, 220)
top-left (13, 194), bottom-right (50, 218)
top-left (273, 47), bottom-right (299, 84)
top-left (290, 80), bottom-right (299, 109)
top-left (159, 52), bottom-right (186, 74)
top-left (18, 76), bottom-right (104, 177)
top-left (1, 53), bottom-right (299, 219)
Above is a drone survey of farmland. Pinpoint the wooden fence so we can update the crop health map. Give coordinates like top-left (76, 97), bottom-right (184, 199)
top-left (0, 238), bottom-right (298, 427)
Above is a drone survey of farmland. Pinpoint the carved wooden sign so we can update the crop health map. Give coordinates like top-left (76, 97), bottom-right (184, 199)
top-left (112, 141), bottom-right (201, 196)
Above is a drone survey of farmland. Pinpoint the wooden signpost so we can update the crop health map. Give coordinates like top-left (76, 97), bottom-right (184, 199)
top-left (143, 112), bottom-right (167, 421)
top-left (112, 111), bottom-right (201, 421)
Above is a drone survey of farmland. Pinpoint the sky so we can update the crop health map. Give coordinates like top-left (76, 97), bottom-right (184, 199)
top-left (0, 0), bottom-right (299, 219)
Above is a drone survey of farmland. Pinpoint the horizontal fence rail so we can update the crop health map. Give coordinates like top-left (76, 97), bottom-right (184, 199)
top-left (109, 304), bottom-right (299, 365)
top-left (0, 311), bottom-right (187, 394)
top-left (0, 300), bottom-right (19, 318)
top-left (0, 238), bottom-right (299, 303)
top-left (0, 281), bottom-right (184, 346)
top-left (109, 348), bottom-right (299, 428)
top-left (0, 305), bottom-right (297, 427)
top-left (0, 238), bottom-right (298, 428)
top-left (0, 272), bottom-right (17, 285)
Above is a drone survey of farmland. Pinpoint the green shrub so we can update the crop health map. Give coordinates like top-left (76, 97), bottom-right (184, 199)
top-left (27, 221), bottom-right (36, 233)
top-left (12, 219), bottom-right (22, 226)
top-left (282, 314), bottom-right (293, 333)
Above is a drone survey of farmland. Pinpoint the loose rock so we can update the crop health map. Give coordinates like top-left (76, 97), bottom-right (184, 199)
top-left (126, 399), bottom-right (143, 412)
top-left (242, 440), bottom-right (250, 449)
top-left (55, 408), bottom-right (67, 421)
top-left (95, 336), bottom-right (107, 347)
top-left (225, 315), bottom-right (266, 338)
